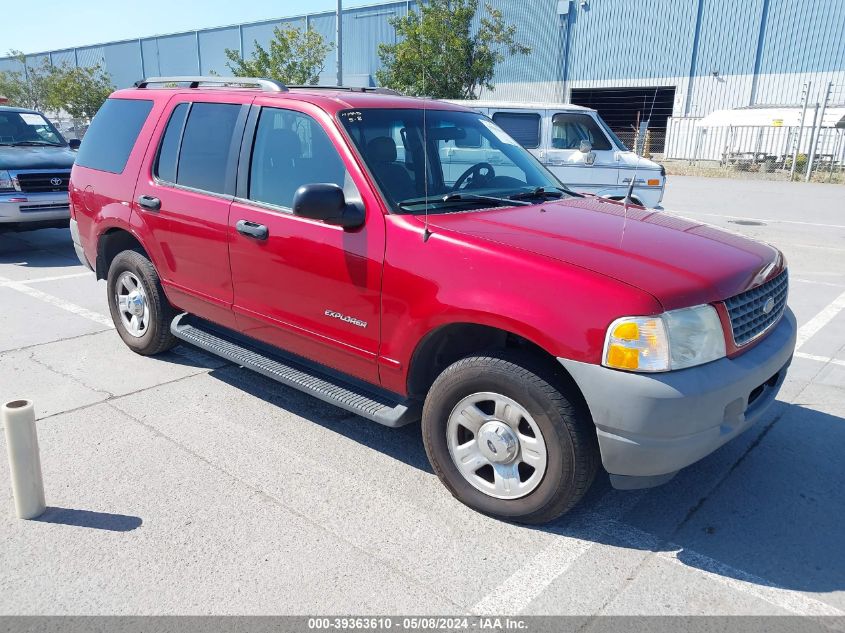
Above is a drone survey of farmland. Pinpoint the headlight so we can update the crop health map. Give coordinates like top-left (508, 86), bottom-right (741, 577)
top-left (603, 304), bottom-right (726, 372)
top-left (0, 170), bottom-right (14, 191)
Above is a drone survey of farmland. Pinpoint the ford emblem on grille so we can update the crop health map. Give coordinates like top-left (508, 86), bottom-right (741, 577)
top-left (50, 177), bottom-right (63, 186)
top-left (762, 296), bottom-right (775, 314)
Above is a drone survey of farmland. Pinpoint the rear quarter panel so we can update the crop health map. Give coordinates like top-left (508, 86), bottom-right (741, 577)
top-left (70, 94), bottom-right (170, 270)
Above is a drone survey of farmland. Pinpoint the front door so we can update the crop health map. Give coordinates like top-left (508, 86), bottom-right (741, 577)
top-left (227, 102), bottom-right (385, 384)
top-left (544, 110), bottom-right (619, 195)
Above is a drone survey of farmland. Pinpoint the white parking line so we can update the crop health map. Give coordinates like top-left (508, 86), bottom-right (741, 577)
top-left (667, 210), bottom-right (845, 230)
top-left (792, 278), bottom-right (845, 288)
top-left (0, 274), bottom-right (113, 329)
top-left (470, 491), bottom-right (646, 616)
top-left (795, 289), bottom-right (845, 350)
top-left (604, 520), bottom-right (845, 618)
top-left (794, 351), bottom-right (845, 368)
top-left (0, 272), bottom-right (92, 286)
top-left (472, 508), bottom-right (845, 617)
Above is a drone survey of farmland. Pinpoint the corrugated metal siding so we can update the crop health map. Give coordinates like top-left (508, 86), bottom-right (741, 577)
top-left (309, 13), bottom-right (337, 80)
top-left (198, 27), bottom-right (241, 75)
top-left (694, 0), bottom-right (765, 77)
top-left (50, 50), bottom-right (77, 68)
top-left (104, 41), bottom-right (143, 87)
top-left (140, 39), bottom-right (159, 77)
top-left (566, 0), bottom-right (699, 81)
top-left (478, 0), bottom-right (559, 90)
top-left (155, 34), bottom-right (200, 76)
top-left (760, 0), bottom-right (845, 75)
top-left (75, 46), bottom-right (105, 69)
top-left (25, 54), bottom-right (50, 71)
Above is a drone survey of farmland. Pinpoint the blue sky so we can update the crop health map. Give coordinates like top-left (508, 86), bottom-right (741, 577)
top-left (3, 0), bottom-right (377, 54)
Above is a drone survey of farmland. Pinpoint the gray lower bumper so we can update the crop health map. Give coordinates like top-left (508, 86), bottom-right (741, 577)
top-left (69, 218), bottom-right (92, 270)
top-left (559, 308), bottom-right (796, 488)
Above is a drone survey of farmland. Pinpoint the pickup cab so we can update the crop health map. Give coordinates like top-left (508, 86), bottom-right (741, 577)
top-left (0, 106), bottom-right (78, 231)
top-left (69, 77), bottom-right (795, 523)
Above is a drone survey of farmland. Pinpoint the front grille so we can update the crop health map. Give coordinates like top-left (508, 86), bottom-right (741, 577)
top-left (15, 171), bottom-right (70, 193)
top-left (724, 270), bottom-right (788, 347)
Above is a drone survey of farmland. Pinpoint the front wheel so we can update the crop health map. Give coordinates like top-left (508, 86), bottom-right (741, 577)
top-left (106, 249), bottom-right (177, 355)
top-left (421, 353), bottom-right (599, 524)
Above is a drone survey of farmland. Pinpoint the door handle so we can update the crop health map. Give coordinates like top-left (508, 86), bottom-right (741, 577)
top-left (236, 219), bottom-right (269, 240)
top-left (137, 195), bottom-right (161, 211)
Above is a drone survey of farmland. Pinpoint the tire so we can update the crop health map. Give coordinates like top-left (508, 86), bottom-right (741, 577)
top-left (106, 249), bottom-right (177, 356)
top-left (421, 352), bottom-right (599, 524)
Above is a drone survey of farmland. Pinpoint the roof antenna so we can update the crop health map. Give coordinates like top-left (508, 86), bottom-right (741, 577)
top-left (422, 66), bottom-right (432, 242)
top-left (620, 87), bottom-right (659, 245)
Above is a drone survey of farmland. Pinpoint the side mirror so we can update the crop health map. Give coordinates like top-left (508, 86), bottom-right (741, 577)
top-left (578, 140), bottom-right (592, 153)
top-left (292, 183), bottom-right (364, 229)
top-left (68, 138), bottom-right (81, 150)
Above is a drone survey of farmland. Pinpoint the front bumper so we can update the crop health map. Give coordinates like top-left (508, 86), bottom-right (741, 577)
top-left (0, 191), bottom-right (70, 228)
top-left (559, 308), bottom-right (796, 489)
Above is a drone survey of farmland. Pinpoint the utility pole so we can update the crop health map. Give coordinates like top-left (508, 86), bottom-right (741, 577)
top-left (336, 0), bottom-right (343, 87)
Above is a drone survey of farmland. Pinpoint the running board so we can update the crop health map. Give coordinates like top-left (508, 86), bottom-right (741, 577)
top-left (171, 313), bottom-right (420, 427)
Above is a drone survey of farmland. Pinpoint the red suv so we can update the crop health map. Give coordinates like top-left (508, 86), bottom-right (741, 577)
top-left (69, 77), bottom-right (796, 523)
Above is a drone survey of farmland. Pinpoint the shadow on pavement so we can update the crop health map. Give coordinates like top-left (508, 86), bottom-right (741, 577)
top-left (204, 358), bottom-right (845, 594)
top-left (206, 362), bottom-right (433, 474)
top-left (33, 507), bottom-right (142, 532)
top-left (0, 228), bottom-right (78, 267)
top-left (545, 403), bottom-right (845, 594)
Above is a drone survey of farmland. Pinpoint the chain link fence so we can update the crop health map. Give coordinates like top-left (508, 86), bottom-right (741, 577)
top-left (663, 83), bottom-right (845, 183)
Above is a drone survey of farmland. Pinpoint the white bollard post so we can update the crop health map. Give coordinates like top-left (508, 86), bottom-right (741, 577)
top-left (3, 400), bottom-right (46, 519)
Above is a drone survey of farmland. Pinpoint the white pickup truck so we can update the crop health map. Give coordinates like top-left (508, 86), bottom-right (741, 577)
top-left (444, 100), bottom-right (665, 208)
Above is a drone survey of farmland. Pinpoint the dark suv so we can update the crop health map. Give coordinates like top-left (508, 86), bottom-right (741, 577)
top-left (0, 106), bottom-right (78, 231)
top-left (69, 77), bottom-right (795, 523)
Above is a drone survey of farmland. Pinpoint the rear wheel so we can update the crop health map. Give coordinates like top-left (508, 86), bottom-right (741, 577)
top-left (422, 352), bottom-right (599, 523)
top-left (106, 249), bottom-right (177, 355)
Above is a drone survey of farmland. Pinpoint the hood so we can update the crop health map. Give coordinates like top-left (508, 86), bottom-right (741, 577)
top-left (614, 151), bottom-right (661, 171)
top-left (0, 146), bottom-right (76, 171)
top-left (427, 197), bottom-right (782, 310)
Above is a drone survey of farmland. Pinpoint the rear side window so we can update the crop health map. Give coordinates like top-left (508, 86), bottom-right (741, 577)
top-left (491, 112), bottom-right (541, 149)
top-left (153, 102), bottom-right (242, 195)
top-left (76, 99), bottom-right (153, 174)
top-left (174, 103), bottom-right (241, 194)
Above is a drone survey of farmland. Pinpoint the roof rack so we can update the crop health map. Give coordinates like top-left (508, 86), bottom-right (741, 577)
top-left (286, 85), bottom-right (403, 96)
top-left (134, 76), bottom-right (287, 92)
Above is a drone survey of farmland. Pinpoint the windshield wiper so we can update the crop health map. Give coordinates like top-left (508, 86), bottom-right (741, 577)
top-left (508, 186), bottom-right (578, 201)
top-left (440, 192), bottom-right (532, 207)
top-left (397, 192), bottom-right (531, 213)
top-left (11, 140), bottom-right (62, 147)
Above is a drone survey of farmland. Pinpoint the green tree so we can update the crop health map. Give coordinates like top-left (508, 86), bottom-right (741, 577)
top-left (45, 62), bottom-right (114, 119)
top-left (0, 51), bottom-right (51, 111)
top-left (225, 25), bottom-right (332, 86)
top-left (376, 0), bottom-right (530, 99)
top-left (0, 51), bottom-right (113, 118)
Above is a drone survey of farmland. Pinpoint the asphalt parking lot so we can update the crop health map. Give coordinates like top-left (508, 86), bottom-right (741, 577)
top-left (1, 175), bottom-right (844, 616)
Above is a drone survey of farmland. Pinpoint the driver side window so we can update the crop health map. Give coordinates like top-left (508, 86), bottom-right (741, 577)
top-left (249, 107), bottom-right (354, 210)
top-left (551, 113), bottom-right (612, 151)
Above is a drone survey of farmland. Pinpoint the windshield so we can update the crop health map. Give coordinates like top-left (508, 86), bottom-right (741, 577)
top-left (0, 111), bottom-right (65, 146)
top-left (338, 108), bottom-right (568, 214)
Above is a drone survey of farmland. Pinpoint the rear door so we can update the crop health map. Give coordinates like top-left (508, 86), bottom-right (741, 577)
top-left (227, 100), bottom-right (386, 384)
top-left (544, 110), bottom-right (619, 193)
top-left (134, 96), bottom-right (249, 328)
